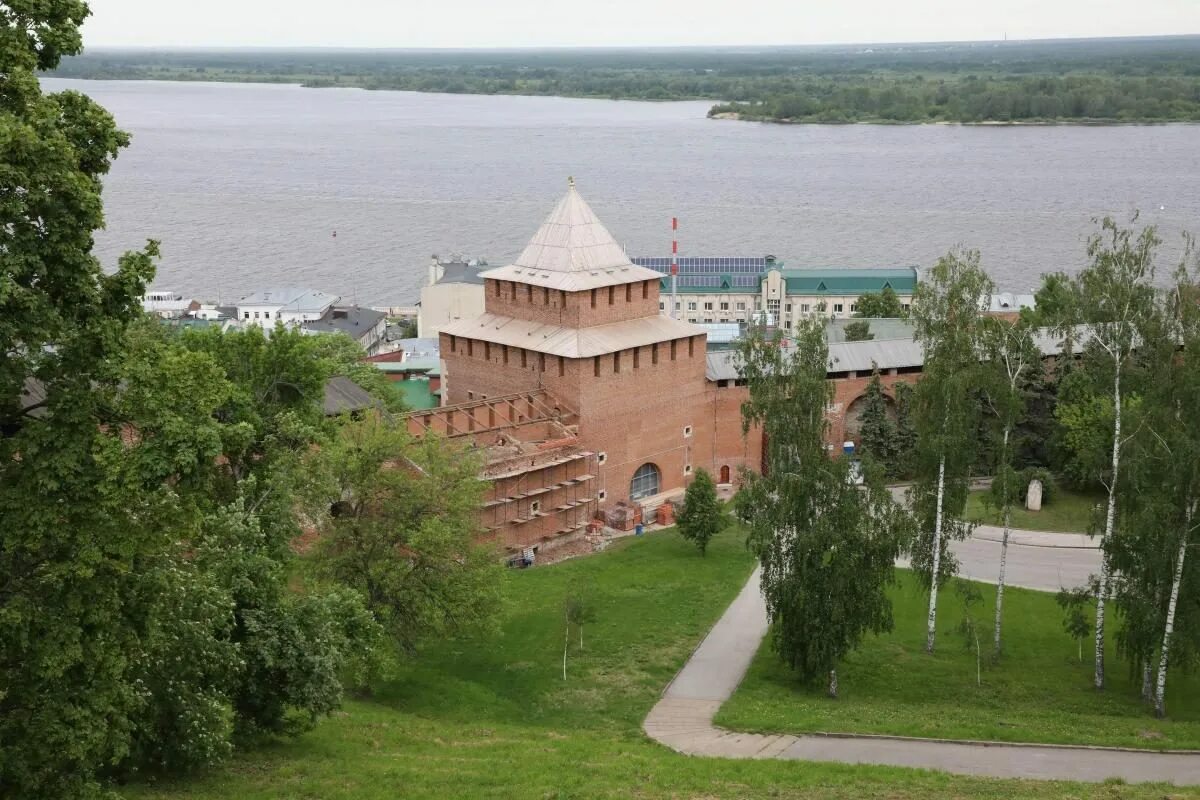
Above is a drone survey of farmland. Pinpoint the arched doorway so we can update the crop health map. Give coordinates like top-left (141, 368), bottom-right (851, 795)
top-left (630, 463), bottom-right (661, 501)
top-left (719, 465), bottom-right (731, 484)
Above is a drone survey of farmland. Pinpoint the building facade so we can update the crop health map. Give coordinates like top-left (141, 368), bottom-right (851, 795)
top-left (632, 257), bottom-right (918, 326)
top-left (417, 257), bottom-right (489, 338)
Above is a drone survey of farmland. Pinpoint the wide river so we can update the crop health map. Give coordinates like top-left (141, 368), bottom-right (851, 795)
top-left (46, 78), bottom-right (1200, 307)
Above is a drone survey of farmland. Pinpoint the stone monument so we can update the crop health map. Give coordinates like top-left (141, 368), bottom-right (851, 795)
top-left (1026, 479), bottom-right (1043, 512)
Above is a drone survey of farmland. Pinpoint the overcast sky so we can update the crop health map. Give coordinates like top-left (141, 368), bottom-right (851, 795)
top-left (84, 0), bottom-right (1199, 49)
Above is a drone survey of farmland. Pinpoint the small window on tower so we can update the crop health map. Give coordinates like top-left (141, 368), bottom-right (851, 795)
top-left (597, 452), bottom-right (608, 465)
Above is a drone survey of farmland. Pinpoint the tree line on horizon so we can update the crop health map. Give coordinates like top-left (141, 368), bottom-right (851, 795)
top-left (48, 37), bottom-right (1200, 124)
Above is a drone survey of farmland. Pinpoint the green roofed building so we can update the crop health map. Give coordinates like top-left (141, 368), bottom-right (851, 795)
top-left (631, 256), bottom-right (918, 329)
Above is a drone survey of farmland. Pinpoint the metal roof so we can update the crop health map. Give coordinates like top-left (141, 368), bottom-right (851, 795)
top-left (705, 326), bottom-right (1086, 381)
top-left (301, 306), bottom-right (386, 338)
top-left (781, 267), bottom-right (918, 295)
top-left (238, 288), bottom-right (340, 312)
top-left (441, 312), bottom-right (703, 359)
top-left (480, 180), bottom-right (661, 292)
top-left (322, 376), bottom-right (377, 416)
top-left (825, 318), bottom-right (915, 343)
top-left (437, 262), bottom-right (487, 286)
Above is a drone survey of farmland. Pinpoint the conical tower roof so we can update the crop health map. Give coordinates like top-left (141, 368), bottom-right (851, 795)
top-left (480, 179), bottom-right (662, 292)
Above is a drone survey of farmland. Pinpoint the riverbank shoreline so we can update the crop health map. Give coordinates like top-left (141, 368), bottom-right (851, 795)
top-left (43, 74), bottom-right (1200, 126)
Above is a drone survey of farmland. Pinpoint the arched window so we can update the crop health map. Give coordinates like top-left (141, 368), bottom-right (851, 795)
top-left (630, 463), bottom-right (661, 501)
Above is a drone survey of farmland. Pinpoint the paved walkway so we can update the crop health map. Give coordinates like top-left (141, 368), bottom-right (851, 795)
top-left (644, 557), bottom-right (1200, 784)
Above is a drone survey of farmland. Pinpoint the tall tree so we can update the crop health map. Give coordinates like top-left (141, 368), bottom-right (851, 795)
top-left (736, 320), bottom-right (910, 697)
top-left (307, 416), bottom-right (502, 652)
top-left (677, 467), bottom-right (726, 556)
top-left (909, 248), bottom-right (993, 653)
top-left (856, 370), bottom-right (897, 475)
top-left (893, 381), bottom-right (918, 479)
top-left (0, 4), bottom-right (167, 795)
top-left (1060, 216), bottom-right (1158, 690)
top-left (1110, 250), bottom-right (1200, 717)
top-left (976, 315), bottom-right (1039, 656)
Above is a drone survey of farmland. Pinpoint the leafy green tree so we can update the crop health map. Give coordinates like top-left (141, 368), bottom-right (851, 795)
top-left (307, 416), bottom-right (502, 652)
top-left (976, 315), bottom-right (1039, 657)
top-left (1057, 585), bottom-right (1094, 664)
top-left (854, 286), bottom-right (906, 318)
top-left (735, 320), bottom-right (911, 697)
top-left (893, 381), bottom-right (918, 478)
top-left (1110, 251), bottom-right (1200, 717)
top-left (1058, 216), bottom-right (1159, 690)
top-left (0, 5), bottom-right (171, 795)
top-left (677, 468), bottom-right (726, 556)
top-left (844, 320), bottom-right (874, 341)
top-left (856, 370), bottom-right (897, 476)
top-left (910, 248), bottom-right (993, 653)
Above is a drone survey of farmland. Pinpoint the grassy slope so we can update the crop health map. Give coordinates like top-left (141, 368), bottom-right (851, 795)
top-left (124, 532), bottom-right (1197, 800)
top-left (718, 572), bottom-right (1200, 750)
top-left (964, 486), bottom-right (1102, 533)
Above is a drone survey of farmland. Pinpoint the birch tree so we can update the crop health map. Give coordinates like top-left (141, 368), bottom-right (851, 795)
top-left (1111, 250), bottom-right (1200, 717)
top-left (735, 320), bottom-right (911, 697)
top-left (909, 248), bottom-right (993, 653)
top-left (976, 315), bottom-right (1039, 657)
top-left (1061, 217), bottom-right (1158, 690)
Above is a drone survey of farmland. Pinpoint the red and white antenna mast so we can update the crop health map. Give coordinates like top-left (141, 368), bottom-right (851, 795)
top-left (670, 217), bottom-right (679, 319)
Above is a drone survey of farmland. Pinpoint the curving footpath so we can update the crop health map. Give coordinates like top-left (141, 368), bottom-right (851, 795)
top-left (643, 537), bottom-right (1200, 784)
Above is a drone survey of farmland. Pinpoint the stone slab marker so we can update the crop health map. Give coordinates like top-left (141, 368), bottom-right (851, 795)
top-left (1026, 479), bottom-right (1043, 511)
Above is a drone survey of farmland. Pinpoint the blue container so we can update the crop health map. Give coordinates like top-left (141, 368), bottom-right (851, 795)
top-left (635, 523), bottom-right (645, 536)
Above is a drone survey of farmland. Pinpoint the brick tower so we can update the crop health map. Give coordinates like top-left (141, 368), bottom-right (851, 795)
top-left (440, 179), bottom-right (712, 509)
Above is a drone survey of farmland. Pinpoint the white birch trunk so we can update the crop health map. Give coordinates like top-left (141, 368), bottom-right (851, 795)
top-left (993, 427), bottom-right (1012, 657)
top-left (562, 621), bottom-right (569, 680)
top-left (828, 669), bottom-right (838, 699)
top-left (1095, 368), bottom-right (1121, 690)
top-left (1154, 502), bottom-right (1192, 718)
top-left (926, 456), bottom-right (947, 654)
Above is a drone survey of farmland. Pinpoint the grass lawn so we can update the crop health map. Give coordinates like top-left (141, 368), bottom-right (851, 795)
top-left (964, 485), bottom-right (1103, 533)
top-left (122, 531), bottom-right (1198, 800)
top-left (717, 571), bottom-right (1200, 751)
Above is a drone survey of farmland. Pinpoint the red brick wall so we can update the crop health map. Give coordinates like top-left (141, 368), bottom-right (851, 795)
top-left (483, 278), bottom-right (660, 328)
top-left (826, 371), bottom-right (921, 449)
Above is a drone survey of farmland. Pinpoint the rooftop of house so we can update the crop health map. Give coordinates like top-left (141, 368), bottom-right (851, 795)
top-left (237, 288), bottom-right (340, 312)
top-left (375, 358), bottom-right (441, 376)
top-left (480, 179), bottom-right (661, 292)
top-left (825, 317), bottom-right (915, 343)
top-left (394, 337), bottom-right (441, 359)
top-left (435, 261), bottom-right (488, 286)
top-left (705, 325), bottom-right (1089, 381)
top-left (301, 306), bottom-right (387, 338)
top-left (322, 376), bottom-right (378, 416)
top-left (780, 267), bottom-right (918, 296)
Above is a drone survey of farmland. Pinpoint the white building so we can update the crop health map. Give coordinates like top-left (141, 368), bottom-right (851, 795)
top-left (236, 288), bottom-right (340, 328)
top-left (142, 289), bottom-right (194, 318)
top-left (417, 257), bottom-right (488, 338)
